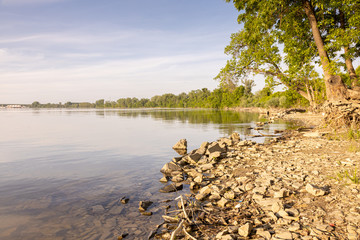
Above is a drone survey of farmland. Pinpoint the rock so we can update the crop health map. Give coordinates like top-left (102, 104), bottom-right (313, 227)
top-left (91, 205), bottom-right (104, 214)
top-left (303, 132), bottom-right (323, 138)
top-left (138, 201), bottom-right (153, 212)
top-left (230, 132), bottom-right (240, 143)
top-left (288, 223), bottom-right (300, 231)
top-left (199, 185), bottom-right (212, 195)
top-left (141, 211), bottom-right (152, 216)
top-left (196, 142), bottom-right (209, 155)
top-left (207, 142), bottom-right (226, 154)
top-left (219, 137), bottom-right (233, 146)
top-left (160, 162), bottom-right (182, 175)
top-left (217, 197), bottom-right (229, 208)
top-left (209, 151), bottom-right (222, 160)
top-left (194, 175), bottom-right (203, 183)
top-left (159, 176), bottom-right (168, 183)
top-left (200, 163), bottom-right (213, 171)
top-left (224, 190), bottom-right (235, 200)
top-left (274, 230), bottom-right (293, 240)
top-left (172, 174), bottom-right (184, 183)
top-left (195, 193), bottom-right (206, 201)
top-left (238, 222), bottom-right (253, 237)
top-left (257, 229), bottom-right (272, 239)
top-left (305, 183), bottom-right (326, 196)
top-left (159, 183), bottom-right (183, 193)
top-left (173, 139), bottom-right (187, 150)
top-left (120, 197), bottom-right (129, 204)
top-left (209, 192), bottom-right (221, 200)
top-left (271, 202), bottom-right (283, 213)
top-left (174, 148), bottom-right (187, 155)
top-left (188, 152), bottom-right (202, 162)
top-left (274, 188), bottom-right (288, 198)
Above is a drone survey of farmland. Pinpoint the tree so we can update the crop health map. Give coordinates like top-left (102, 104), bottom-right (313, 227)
top-left (222, 0), bottom-right (360, 103)
top-left (31, 101), bottom-right (41, 108)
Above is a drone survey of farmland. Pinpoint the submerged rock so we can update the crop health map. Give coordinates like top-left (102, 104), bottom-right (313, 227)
top-left (159, 183), bottom-right (183, 193)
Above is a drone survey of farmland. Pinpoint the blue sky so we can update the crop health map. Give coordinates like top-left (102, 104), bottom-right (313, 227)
top-left (0, 0), bottom-right (249, 104)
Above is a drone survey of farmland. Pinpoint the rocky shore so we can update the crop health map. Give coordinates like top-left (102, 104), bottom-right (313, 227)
top-left (151, 113), bottom-right (360, 239)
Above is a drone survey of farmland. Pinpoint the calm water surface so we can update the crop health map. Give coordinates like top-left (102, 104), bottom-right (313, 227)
top-left (0, 109), bottom-right (290, 239)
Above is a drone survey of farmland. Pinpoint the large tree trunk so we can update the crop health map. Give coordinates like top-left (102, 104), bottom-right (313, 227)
top-left (302, 0), bottom-right (349, 101)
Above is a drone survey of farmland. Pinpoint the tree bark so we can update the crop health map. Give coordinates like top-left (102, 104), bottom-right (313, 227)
top-left (302, 0), bottom-right (348, 101)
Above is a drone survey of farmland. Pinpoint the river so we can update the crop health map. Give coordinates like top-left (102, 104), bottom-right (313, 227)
top-left (0, 108), bottom-right (290, 239)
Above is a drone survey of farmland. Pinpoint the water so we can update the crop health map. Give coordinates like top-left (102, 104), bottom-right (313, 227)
top-left (0, 109), bottom-right (290, 239)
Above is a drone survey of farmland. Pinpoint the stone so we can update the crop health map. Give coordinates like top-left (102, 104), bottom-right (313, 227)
top-left (305, 183), bottom-right (326, 196)
top-left (120, 197), bottom-right (129, 204)
top-left (217, 197), bottom-right (229, 208)
top-left (196, 142), bottom-right (209, 155)
top-left (91, 205), bottom-right (105, 214)
top-left (207, 142), bottom-right (226, 154)
top-left (288, 223), bottom-right (300, 231)
top-left (159, 183), bottom-right (183, 193)
top-left (274, 188), bottom-right (288, 198)
top-left (271, 202), bottom-right (283, 213)
top-left (160, 162), bottom-right (182, 175)
top-left (172, 174), bottom-right (184, 183)
top-left (194, 175), bottom-right (203, 183)
top-left (277, 210), bottom-right (289, 218)
top-left (209, 192), bottom-right (221, 201)
top-left (238, 222), bottom-right (253, 237)
top-left (224, 190), bottom-right (235, 200)
top-left (188, 152), bottom-right (202, 162)
top-left (209, 151), bottom-right (222, 159)
top-left (274, 230), bottom-right (293, 240)
top-left (230, 132), bottom-right (240, 143)
top-left (138, 201), bottom-right (153, 212)
top-left (141, 211), bottom-right (152, 216)
top-left (303, 132), bottom-right (323, 138)
top-left (195, 193), bottom-right (206, 201)
top-left (199, 185), bottom-right (212, 195)
top-left (173, 139), bottom-right (187, 150)
top-left (201, 163), bottom-right (214, 171)
top-left (257, 229), bottom-right (272, 239)
top-left (159, 176), bottom-right (168, 183)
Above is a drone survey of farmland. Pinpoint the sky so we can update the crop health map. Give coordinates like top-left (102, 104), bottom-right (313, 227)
top-left (0, 0), bottom-right (251, 104)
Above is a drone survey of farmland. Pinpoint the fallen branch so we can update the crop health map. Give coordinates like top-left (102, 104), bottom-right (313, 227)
top-left (183, 226), bottom-right (197, 240)
top-left (170, 219), bottom-right (184, 240)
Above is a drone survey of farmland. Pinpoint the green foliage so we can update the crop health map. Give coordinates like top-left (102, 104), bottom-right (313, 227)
top-left (336, 167), bottom-right (359, 184)
top-left (221, 0), bottom-right (360, 102)
top-left (30, 86), bottom-right (309, 109)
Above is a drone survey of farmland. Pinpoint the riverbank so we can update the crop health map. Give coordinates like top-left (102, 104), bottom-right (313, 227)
top-left (151, 110), bottom-right (360, 239)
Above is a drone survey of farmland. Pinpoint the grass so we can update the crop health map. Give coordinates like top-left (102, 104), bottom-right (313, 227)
top-left (335, 167), bottom-right (359, 184)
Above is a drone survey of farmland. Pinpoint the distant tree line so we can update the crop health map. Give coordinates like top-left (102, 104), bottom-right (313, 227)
top-left (30, 85), bottom-right (309, 109)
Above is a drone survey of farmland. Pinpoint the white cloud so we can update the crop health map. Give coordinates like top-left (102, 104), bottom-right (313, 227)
top-left (1, 0), bottom-right (65, 6)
